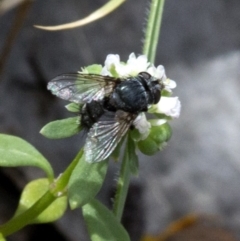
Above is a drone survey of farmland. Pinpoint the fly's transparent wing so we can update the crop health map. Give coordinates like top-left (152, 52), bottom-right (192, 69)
top-left (84, 111), bottom-right (137, 163)
top-left (47, 73), bottom-right (118, 103)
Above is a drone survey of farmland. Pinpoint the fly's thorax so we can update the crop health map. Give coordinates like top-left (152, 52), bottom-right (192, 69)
top-left (109, 78), bottom-right (149, 112)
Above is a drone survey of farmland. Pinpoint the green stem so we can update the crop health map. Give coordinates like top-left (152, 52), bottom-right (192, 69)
top-left (0, 149), bottom-right (83, 237)
top-left (0, 191), bottom-right (56, 236)
top-left (112, 0), bottom-right (166, 222)
top-left (142, 0), bottom-right (165, 63)
top-left (112, 135), bottom-right (132, 221)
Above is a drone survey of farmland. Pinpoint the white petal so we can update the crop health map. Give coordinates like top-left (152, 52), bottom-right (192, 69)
top-left (155, 65), bottom-right (166, 79)
top-left (128, 52), bottom-right (137, 61)
top-left (115, 63), bottom-right (131, 77)
top-left (104, 54), bottom-right (120, 68)
top-left (100, 66), bottom-right (112, 76)
top-left (152, 96), bottom-right (181, 118)
top-left (126, 53), bottom-right (149, 75)
top-left (163, 78), bottom-right (177, 90)
top-left (133, 113), bottom-right (151, 140)
top-left (147, 65), bottom-right (166, 79)
top-left (146, 66), bottom-right (157, 76)
top-left (148, 119), bottom-right (167, 126)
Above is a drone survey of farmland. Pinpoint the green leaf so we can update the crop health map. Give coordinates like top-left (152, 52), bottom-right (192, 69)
top-left (14, 178), bottom-right (67, 223)
top-left (40, 117), bottom-right (81, 139)
top-left (82, 199), bottom-right (130, 241)
top-left (0, 134), bottom-right (54, 179)
top-left (0, 233), bottom-right (6, 241)
top-left (127, 136), bottom-right (139, 176)
top-left (65, 103), bottom-right (82, 113)
top-left (83, 64), bottom-right (103, 74)
top-left (68, 156), bottom-right (108, 209)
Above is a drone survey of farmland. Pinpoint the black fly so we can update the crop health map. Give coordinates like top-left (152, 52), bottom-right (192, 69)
top-left (48, 72), bottom-right (164, 163)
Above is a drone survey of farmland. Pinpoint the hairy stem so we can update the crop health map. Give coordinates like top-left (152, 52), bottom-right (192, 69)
top-left (112, 135), bottom-right (132, 221)
top-left (143, 0), bottom-right (165, 63)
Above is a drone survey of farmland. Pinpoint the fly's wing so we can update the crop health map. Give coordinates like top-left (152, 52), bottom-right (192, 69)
top-left (47, 73), bottom-right (118, 103)
top-left (84, 111), bottom-right (137, 163)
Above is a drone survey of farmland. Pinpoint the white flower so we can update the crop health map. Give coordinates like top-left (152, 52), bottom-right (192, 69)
top-left (101, 53), bottom-right (150, 77)
top-left (147, 65), bottom-right (166, 79)
top-left (100, 66), bottom-right (111, 76)
top-left (100, 54), bottom-right (120, 76)
top-left (150, 96), bottom-right (181, 118)
top-left (125, 53), bottom-right (149, 76)
top-left (163, 78), bottom-right (177, 92)
top-left (133, 113), bottom-right (151, 140)
top-left (147, 65), bottom-right (176, 92)
top-left (104, 54), bottom-right (120, 68)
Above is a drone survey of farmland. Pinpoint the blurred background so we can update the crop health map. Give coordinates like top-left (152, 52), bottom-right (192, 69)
top-left (0, 0), bottom-right (240, 240)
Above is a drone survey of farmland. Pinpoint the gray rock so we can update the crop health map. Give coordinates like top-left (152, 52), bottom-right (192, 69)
top-left (141, 52), bottom-right (240, 237)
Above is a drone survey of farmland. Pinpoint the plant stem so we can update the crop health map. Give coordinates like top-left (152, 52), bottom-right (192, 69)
top-left (112, 135), bottom-right (132, 221)
top-left (142, 0), bottom-right (165, 63)
top-left (112, 0), bottom-right (166, 222)
top-left (0, 150), bottom-right (83, 237)
top-left (0, 191), bottom-right (56, 236)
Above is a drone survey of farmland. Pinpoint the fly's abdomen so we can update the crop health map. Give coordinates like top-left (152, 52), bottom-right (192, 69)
top-left (81, 101), bottom-right (104, 129)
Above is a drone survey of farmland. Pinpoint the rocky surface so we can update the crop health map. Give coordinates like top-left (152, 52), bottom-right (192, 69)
top-left (141, 52), bottom-right (240, 239)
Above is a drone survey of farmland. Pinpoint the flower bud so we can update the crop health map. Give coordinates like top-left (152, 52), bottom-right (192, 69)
top-left (137, 123), bottom-right (172, 156)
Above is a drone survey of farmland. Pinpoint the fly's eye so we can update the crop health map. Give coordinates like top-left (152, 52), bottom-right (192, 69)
top-left (138, 72), bottom-right (151, 80)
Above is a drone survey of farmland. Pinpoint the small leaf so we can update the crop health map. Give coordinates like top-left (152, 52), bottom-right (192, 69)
top-left (65, 103), bottom-right (82, 113)
top-left (0, 233), bottom-right (6, 241)
top-left (82, 199), bottom-right (130, 241)
top-left (127, 136), bottom-right (139, 176)
top-left (84, 64), bottom-right (103, 74)
top-left (68, 156), bottom-right (108, 209)
top-left (40, 117), bottom-right (81, 139)
top-left (0, 134), bottom-right (54, 179)
top-left (14, 178), bottom-right (67, 223)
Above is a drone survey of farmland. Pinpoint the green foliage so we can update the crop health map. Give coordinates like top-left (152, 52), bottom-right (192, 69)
top-left (0, 233), bottom-right (6, 241)
top-left (83, 64), bottom-right (103, 74)
top-left (14, 178), bottom-right (67, 224)
top-left (138, 123), bottom-right (172, 155)
top-left (126, 135), bottom-right (139, 176)
top-left (68, 157), bottom-right (108, 209)
top-left (40, 117), bottom-right (81, 139)
top-left (0, 134), bottom-right (54, 179)
top-left (65, 103), bottom-right (82, 112)
top-left (82, 199), bottom-right (130, 241)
